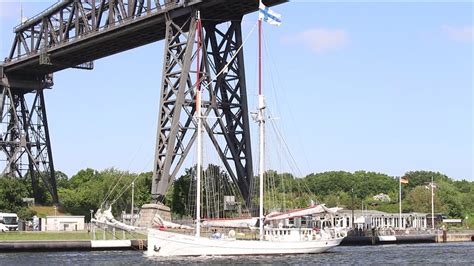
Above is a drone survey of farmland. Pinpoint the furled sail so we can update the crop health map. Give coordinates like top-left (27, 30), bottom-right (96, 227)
top-left (93, 207), bottom-right (138, 231)
top-left (265, 204), bottom-right (342, 222)
top-left (202, 217), bottom-right (258, 228)
top-left (152, 214), bottom-right (192, 229)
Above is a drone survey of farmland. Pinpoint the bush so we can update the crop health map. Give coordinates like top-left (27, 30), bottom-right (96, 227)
top-left (18, 208), bottom-right (38, 221)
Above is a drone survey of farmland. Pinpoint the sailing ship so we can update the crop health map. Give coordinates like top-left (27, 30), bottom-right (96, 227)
top-left (146, 1), bottom-right (346, 257)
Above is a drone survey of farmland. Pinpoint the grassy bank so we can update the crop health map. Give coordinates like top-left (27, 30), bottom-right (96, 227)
top-left (0, 230), bottom-right (146, 241)
top-left (30, 206), bottom-right (68, 218)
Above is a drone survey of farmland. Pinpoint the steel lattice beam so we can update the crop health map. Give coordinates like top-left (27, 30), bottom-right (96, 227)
top-left (152, 12), bottom-right (199, 202)
top-left (203, 20), bottom-right (253, 207)
top-left (152, 12), bottom-right (254, 207)
top-left (7, 0), bottom-right (174, 62)
top-left (0, 0), bottom-right (286, 205)
top-left (0, 74), bottom-right (59, 204)
top-left (2, 0), bottom-right (285, 75)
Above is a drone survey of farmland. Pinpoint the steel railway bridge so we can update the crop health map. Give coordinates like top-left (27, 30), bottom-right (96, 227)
top-left (0, 0), bottom-right (285, 206)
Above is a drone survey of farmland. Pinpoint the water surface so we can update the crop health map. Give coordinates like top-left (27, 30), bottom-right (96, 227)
top-left (0, 242), bottom-right (473, 265)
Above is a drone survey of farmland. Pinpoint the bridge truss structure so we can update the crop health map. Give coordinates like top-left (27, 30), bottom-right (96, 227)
top-left (0, 0), bottom-right (285, 207)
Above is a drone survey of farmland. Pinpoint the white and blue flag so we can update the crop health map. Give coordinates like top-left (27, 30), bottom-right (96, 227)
top-left (259, 1), bottom-right (282, 26)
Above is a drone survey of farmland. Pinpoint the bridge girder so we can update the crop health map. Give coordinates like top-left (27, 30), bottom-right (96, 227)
top-left (2, 0), bottom-right (285, 75)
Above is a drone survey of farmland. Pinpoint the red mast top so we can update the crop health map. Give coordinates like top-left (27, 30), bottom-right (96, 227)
top-left (196, 11), bottom-right (202, 111)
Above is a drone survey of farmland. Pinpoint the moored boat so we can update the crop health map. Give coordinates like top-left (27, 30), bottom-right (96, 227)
top-left (147, 1), bottom-right (346, 257)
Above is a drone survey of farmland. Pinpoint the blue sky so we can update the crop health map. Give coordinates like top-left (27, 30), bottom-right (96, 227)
top-left (0, 1), bottom-right (472, 181)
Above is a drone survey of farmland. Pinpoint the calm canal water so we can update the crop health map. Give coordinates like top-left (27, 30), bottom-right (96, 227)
top-left (0, 242), bottom-right (473, 265)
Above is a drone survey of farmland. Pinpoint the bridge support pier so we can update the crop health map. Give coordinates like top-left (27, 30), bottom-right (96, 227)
top-left (151, 11), bottom-right (254, 209)
top-left (0, 72), bottom-right (59, 204)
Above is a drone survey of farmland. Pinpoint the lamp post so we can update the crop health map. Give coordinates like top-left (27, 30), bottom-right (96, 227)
top-left (351, 188), bottom-right (354, 229)
top-left (399, 176), bottom-right (402, 229)
top-left (90, 209), bottom-right (94, 239)
top-left (130, 181), bottom-right (135, 226)
top-left (430, 176), bottom-right (434, 230)
top-left (425, 176), bottom-right (436, 230)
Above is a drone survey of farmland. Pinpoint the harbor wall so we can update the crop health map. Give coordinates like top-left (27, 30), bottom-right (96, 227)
top-left (436, 232), bottom-right (474, 243)
top-left (0, 240), bottom-right (147, 252)
top-left (341, 234), bottom-right (437, 246)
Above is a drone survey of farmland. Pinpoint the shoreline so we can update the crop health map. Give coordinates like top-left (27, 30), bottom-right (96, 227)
top-left (0, 239), bottom-right (147, 252)
top-left (0, 231), bottom-right (472, 252)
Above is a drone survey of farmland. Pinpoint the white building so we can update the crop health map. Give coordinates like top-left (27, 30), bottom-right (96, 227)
top-left (270, 210), bottom-right (429, 232)
top-left (325, 210), bottom-right (428, 230)
top-left (43, 216), bottom-right (85, 231)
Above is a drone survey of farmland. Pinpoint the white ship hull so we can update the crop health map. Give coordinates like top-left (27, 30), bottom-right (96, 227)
top-left (147, 228), bottom-right (344, 257)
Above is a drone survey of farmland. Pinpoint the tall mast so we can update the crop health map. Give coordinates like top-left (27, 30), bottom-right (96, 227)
top-left (130, 181), bottom-right (135, 225)
top-left (195, 10), bottom-right (202, 238)
top-left (258, 18), bottom-right (265, 241)
top-left (431, 176), bottom-right (434, 230)
top-left (399, 176), bottom-right (402, 228)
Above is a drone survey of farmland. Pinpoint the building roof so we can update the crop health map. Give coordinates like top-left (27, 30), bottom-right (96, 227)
top-left (45, 216), bottom-right (85, 218)
top-left (335, 209), bottom-right (428, 217)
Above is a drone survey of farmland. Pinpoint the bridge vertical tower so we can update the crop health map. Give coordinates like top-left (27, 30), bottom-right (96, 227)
top-left (152, 11), bottom-right (254, 207)
top-left (0, 72), bottom-right (59, 204)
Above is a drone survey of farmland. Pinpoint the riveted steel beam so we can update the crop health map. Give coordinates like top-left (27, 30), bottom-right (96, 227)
top-left (152, 13), bottom-right (254, 209)
top-left (0, 74), bottom-right (59, 204)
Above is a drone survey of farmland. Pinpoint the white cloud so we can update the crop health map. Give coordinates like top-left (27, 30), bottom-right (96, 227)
top-left (442, 25), bottom-right (473, 43)
top-left (285, 28), bottom-right (349, 54)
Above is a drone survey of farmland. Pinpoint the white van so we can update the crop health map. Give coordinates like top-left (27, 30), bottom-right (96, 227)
top-left (0, 213), bottom-right (18, 231)
top-left (0, 223), bottom-right (8, 232)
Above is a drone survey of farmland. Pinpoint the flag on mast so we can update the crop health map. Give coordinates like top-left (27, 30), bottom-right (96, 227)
top-left (259, 1), bottom-right (282, 26)
top-left (400, 176), bottom-right (409, 184)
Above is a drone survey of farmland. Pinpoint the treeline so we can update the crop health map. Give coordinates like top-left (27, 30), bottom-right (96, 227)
top-left (171, 169), bottom-right (474, 226)
top-left (298, 170), bottom-right (473, 219)
top-left (0, 169), bottom-right (154, 221)
top-left (0, 169), bottom-right (473, 226)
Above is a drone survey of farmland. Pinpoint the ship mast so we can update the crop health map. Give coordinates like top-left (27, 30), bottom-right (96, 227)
top-left (195, 10), bottom-right (202, 238)
top-left (257, 17), bottom-right (266, 241)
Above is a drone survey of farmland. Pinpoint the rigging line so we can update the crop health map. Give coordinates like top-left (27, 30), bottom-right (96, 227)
top-left (100, 137), bottom-right (146, 208)
top-left (264, 29), bottom-right (311, 200)
top-left (270, 128), bottom-right (287, 210)
top-left (100, 142), bottom-right (145, 204)
top-left (109, 154), bottom-right (154, 206)
top-left (261, 27), bottom-right (300, 208)
top-left (267, 109), bottom-right (302, 177)
top-left (267, 110), bottom-right (312, 197)
top-left (261, 26), bottom-right (282, 122)
top-left (108, 20), bottom-right (257, 208)
top-left (262, 29), bottom-right (312, 175)
top-left (177, 16), bottom-right (257, 212)
top-left (262, 29), bottom-right (286, 178)
top-left (110, 172), bottom-right (141, 206)
top-left (197, 20), bottom-right (258, 92)
top-left (101, 171), bottom-right (130, 209)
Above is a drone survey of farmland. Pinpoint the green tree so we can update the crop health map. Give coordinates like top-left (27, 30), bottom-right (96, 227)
top-left (406, 186), bottom-right (441, 213)
top-left (403, 171), bottom-right (449, 190)
top-left (17, 208), bottom-right (37, 220)
top-left (55, 171), bottom-right (70, 189)
top-left (0, 178), bottom-right (29, 212)
top-left (172, 171), bottom-right (191, 217)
